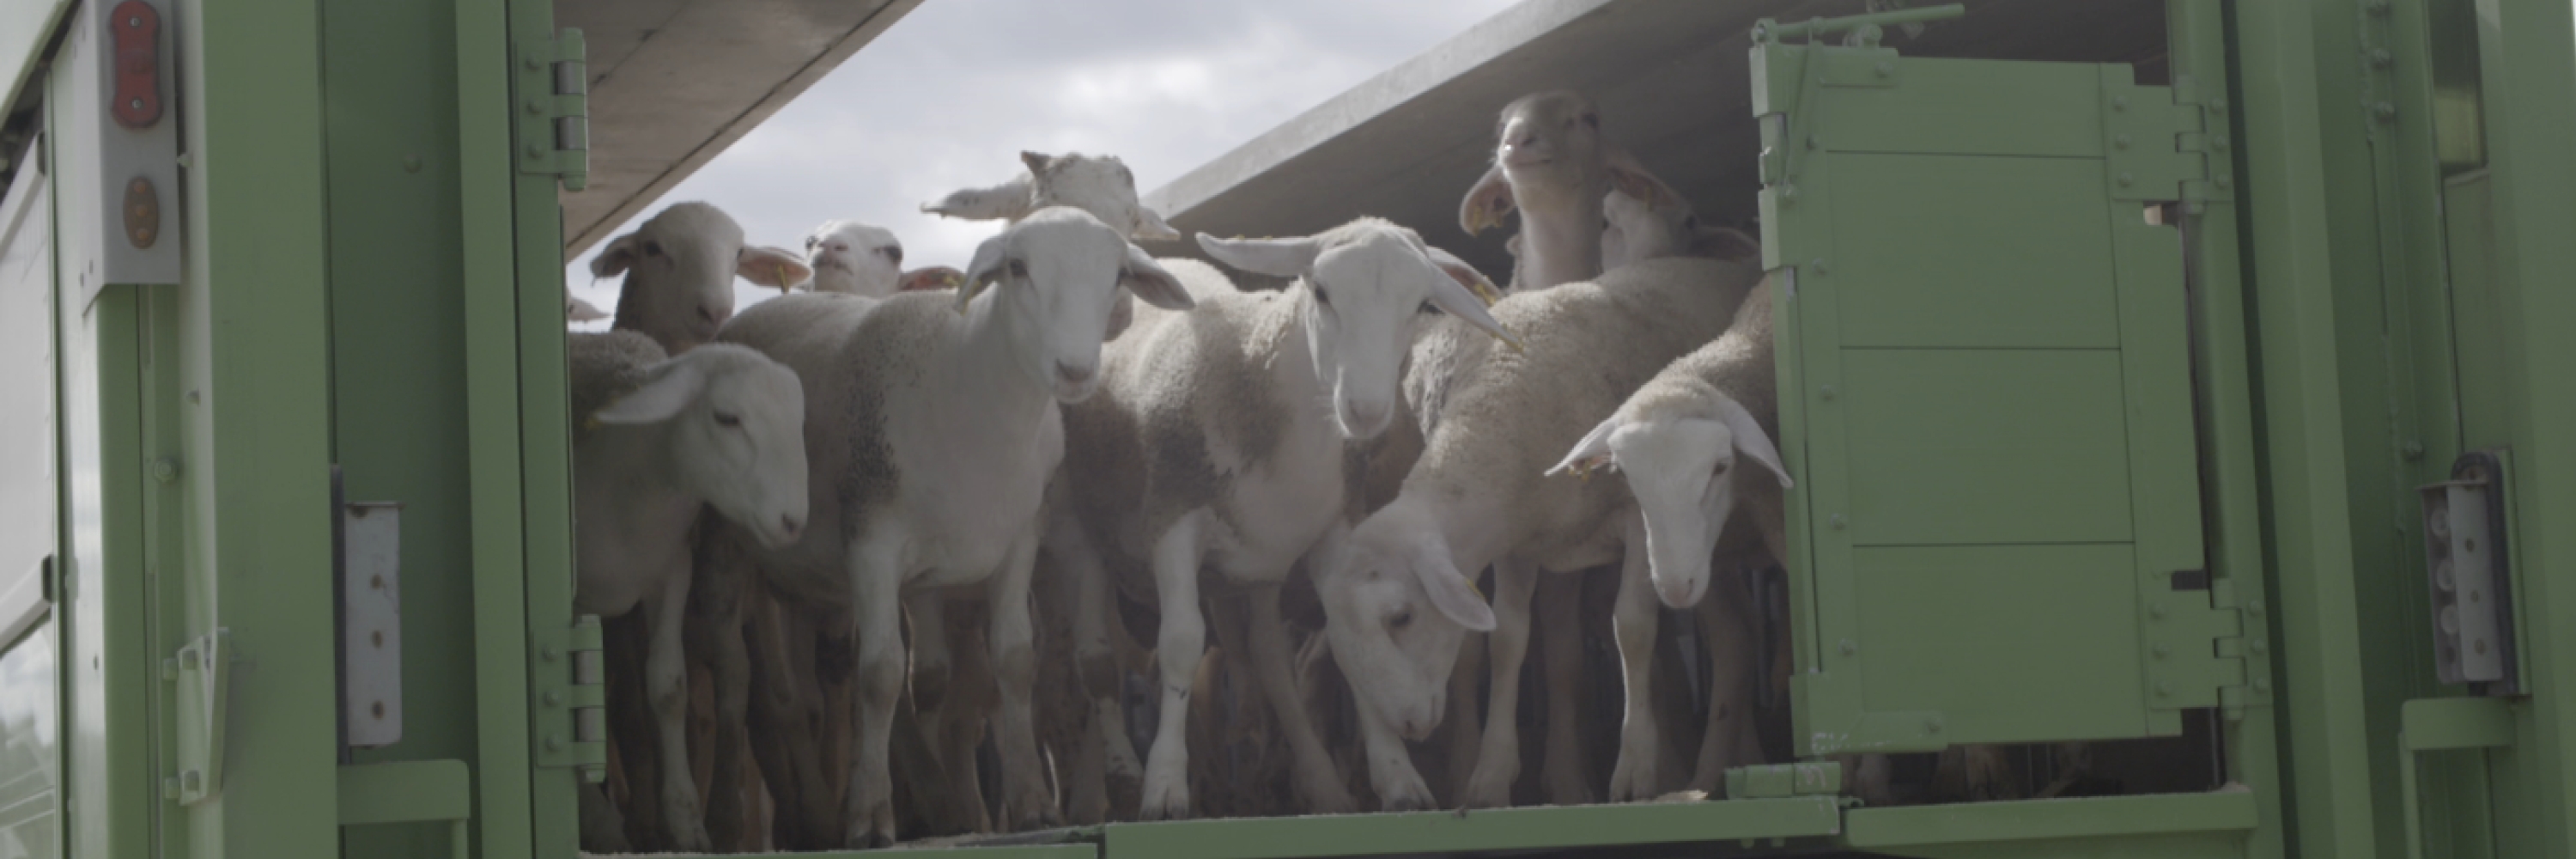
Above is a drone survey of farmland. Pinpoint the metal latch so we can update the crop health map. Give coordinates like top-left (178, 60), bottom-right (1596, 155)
top-left (534, 615), bottom-right (608, 781)
top-left (341, 501), bottom-right (405, 749)
top-left (514, 30), bottom-right (589, 191)
top-left (168, 629), bottom-right (232, 805)
top-left (2419, 449), bottom-right (2520, 696)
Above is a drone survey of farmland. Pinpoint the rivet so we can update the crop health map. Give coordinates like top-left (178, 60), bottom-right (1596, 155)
top-left (1805, 135), bottom-right (1820, 151)
top-left (2214, 96), bottom-right (2229, 109)
top-left (2251, 599), bottom-right (2266, 612)
top-left (547, 735), bottom-right (565, 751)
top-left (1820, 385), bottom-right (1838, 401)
top-left (2113, 96), bottom-right (2130, 112)
top-left (525, 101), bottom-right (542, 115)
top-left (2215, 176), bottom-right (2233, 190)
top-left (2372, 49), bottom-right (2395, 69)
top-left (1839, 639), bottom-right (1857, 655)
top-left (1780, 185), bottom-right (1799, 204)
top-left (545, 690), bottom-right (564, 706)
top-left (2252, 638), bottom-right (2269, 655)
top-left (524, 56), bottom-right (542, 71)
top-left (542, 647), bottom-right (561, 661)
top-left (2118, 173), bottom-right (2136, 187)
top-left (2115, 133), bottom-right (2132, 149)
top-left (2153, 643), bottom-right (2171, 659)
top-left (1830, 514), bottom-right (1848, 530)
top-left (1874, 61), bottom-right (1893, 77)
top-left (2156, 681), bottom-right (2173, 697)
top-left (1809, 258), bottom-right (1829, 275)
top-left (2150, 604), bottom-right (2168, 619)
top-left (403, 155), bottom-right (422, 174)
top-left (2374, 101), bottom-right (2397, 122)
top-left (2403, 441), bottom-right (2427, 460)
top-left (1924, 719), bottom-right (1941, 734)
top-left (526, 144), bottom-right (545, 159)
top-left (2255, 677), bottom-right (2273, 691)
top-left (2215, 137), bottom-right (2231, 151)
top-left (149, 458), bottom-right (179, 483)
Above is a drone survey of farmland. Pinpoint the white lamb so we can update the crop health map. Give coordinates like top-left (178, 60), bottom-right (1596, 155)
top-left (924, 150), bottom-right (1184, 242)
top-left (1046, 218), bottom-right (1516, 819)
top-left (591, 201), bottom-right (811, 353)
top-left (702, 207), bottom-right (1194, 847)
top-left (1459, 89), bottom-right (1670, 291)
top-left (569, 330), bottom-right (810, 850)
top-left (1599, 179), bottom-right (1761, 271)
top-left (799, 219), bottom-right (969, 297)
top-left (1321, 257), bottom-right (1760, 810)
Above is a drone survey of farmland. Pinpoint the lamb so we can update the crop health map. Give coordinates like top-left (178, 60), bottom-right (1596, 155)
top-left (1318, 256), bottom-right (1760, 810)
top-left (568, 330), bottom-right (810, 850)
top-left (699, 206), bottom-right (1194, 847)
top-left (1551, 277), bottom-right (1905, 806)
top-left (568, 295), bottom-right (609, 323)
top-left (1045, 218), bottom-right (1515, 820)
top-left (800, 219), bottom-right (972, 297)
top-left (591, 201), bottom-right (811, 353)
top-left (1459, 89), bottom-right (1670, 291)
top-left (924, 150), bottom-right (1183, 242)
top-left (1600, 180), bottom-right (1761, 271)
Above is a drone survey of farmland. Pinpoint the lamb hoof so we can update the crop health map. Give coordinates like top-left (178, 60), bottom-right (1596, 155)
top-left (1383, 792), bottom-right (1432, 813)
top-left (1300, 777), bottom-right (1359, 816)
top-left (1378, 769), bottom-right (1436, 813)
top-left (1607, 755), bottom-right (1660, 803)
top-left (1461, 762), bottom-right (1518, 809)
top-left (1139, 777), bottom-right (1190, 822)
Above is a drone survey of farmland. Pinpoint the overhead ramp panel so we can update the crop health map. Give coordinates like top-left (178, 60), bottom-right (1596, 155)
top-left (556, 0), bottom-right (921, 256)
top-left (1145, 0), bottom-right (2164, 279)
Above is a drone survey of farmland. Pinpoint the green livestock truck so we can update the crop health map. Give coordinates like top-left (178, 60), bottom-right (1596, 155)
top-left (0, 0), bottom-right (2569, 857)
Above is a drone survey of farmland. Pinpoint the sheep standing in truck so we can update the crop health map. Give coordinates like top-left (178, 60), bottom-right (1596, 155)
top-left (697, 207), bottom-right (1194, 847)
top-left (1321, 255), bottom-right (1758, 810)
top-left (568, 331), bottom-right (810, 851)
top-left (1044, 219), bottom-right (1516, 820)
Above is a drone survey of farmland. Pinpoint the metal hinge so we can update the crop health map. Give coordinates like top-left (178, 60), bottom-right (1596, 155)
top-left (513, 30), bottom-right (588, 192)
top-left (2103, 68), bottom-right (2231, 210)
top-left (532, 614), bottom-right (607, 782)
top-left (165, 629), bottom-right (233, 805)
top-left (2142, 572), bottom-right (2269, 727)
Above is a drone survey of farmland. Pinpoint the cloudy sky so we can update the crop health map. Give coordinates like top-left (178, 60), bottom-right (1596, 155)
top-left (567, 0), bottom-right (1524, 321)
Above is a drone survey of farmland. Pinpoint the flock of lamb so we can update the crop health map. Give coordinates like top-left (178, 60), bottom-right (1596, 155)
top-left (563, 88), bottom-right (2054, 854)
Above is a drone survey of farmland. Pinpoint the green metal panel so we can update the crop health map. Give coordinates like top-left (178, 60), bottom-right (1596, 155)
top-left (1757, 43), bottom-right (2224, 753)
top-left (1844, 791), bottom-right (2258, 857)
top-left (1097, 798), bottom-right (1844, 859)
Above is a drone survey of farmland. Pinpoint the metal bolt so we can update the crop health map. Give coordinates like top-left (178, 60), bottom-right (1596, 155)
top-left (525, 56), bottom-right (542, 71)
top-left (2372, 49), bottom-right (2395, 69)
top-left (2149, 604), bottom-right (2167, 619)
top-left (544, 690), bottom-right (564, 706)
top-left (2118, 173), bottom-right (2136, 187)
top-left (2215, 137), bottom-right (2231, 151)
top-left (1810, 259), bottom-right (1829, 275)
top-left (2156, 681), bottom-right (2172, 697)
top-left (1779, 185), bottom-right (1798, 204)
top-left (1874, 61), bottom-right (1893, 77)
top-left (2115, 133), bottom-right (2132, 149)
top-left (1839, 639), bottom-right (1857, 655)
top-left (129, 98), bottom-right (143, 112)
top-left (2374, 101), bottom-right (2397, 122)
top-left (1924, 719), bottom-right (1941, 734)
top-left (547, 735), bottom-right (565, 751)
top-left (2252, 638), bottom-right (2269, 655)
top-left (2113, 96), bottom-right (2130, 112)
top-left (2153, 643), bottom-right (2171, 659)
top-left (1829, 514), bottom-right (1848, 530)
top-left (526, 101), bottom-right (542, 115)
top-left (2403, 441), bottom-right (2426, 460)
top-left (542, 647), bottom-right (561, 661)
top-left (2366, 0), bottom-right (2391, 14)
top-left (150, 458), bottom-right (179, 483)
top-left (1820, 385), bottom-right (1838, 402)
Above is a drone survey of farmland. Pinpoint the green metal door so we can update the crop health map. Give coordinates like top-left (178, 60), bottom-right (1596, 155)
top-left (1754, 21), bottom-right (2242, 756)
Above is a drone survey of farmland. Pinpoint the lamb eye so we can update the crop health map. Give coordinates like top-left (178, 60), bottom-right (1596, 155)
top-left (643, 240), bottom-right (665, 257)
top-left (1008, 259), bottom-right (1030, 279)
top-left (1312, 288), bottom-right (1332, 308)
top-left (1582, 113), bottom-right (1600, 129)
top-left (884, 247), bottom-right (903, 265)
top-left (1390, 608), bottom-right (1413, 629)
top-left (713, 411), bottom-right (742, 428)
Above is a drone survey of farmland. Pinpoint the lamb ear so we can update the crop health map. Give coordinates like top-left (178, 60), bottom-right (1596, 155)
top-left (899, 265), bottom-right (965, 292)
top-left (1133, 206), bottom-right (1184, 242)
top-left (1419, 251), bottom-right (1521, 350)
top-left (1700, 226), bottom-right (1762, 262)
top-left (1606, 148), bottom-right (1676, 211)
top-left (592, 235), bottom-right (641, 277)
top-left (1196, 232), bottom-right (1322, 278)
top-left (1460, 163), bottom-right (1516, 235)
top-left (595, 360), bottom-right (707, 425)
top-left (1020, 150), bottom-right (1058, 176)
top-left (1712, 396), bottom-right (1790, 489)
top-left (1407, 541), bottom-right (1496, 631)
top-left (957, 234), bottom-right (1010, 313)
top-left (738, 246), bottom-right (813, 291)
top-left (1422, 246), bottom-right (1504, 307)
top-left (1120, 244), bottom-right (1194, 311)
top-left (1548, 414), bottom-right (1624, 478)
top-left (923, 174), bottom-right (1036, 222)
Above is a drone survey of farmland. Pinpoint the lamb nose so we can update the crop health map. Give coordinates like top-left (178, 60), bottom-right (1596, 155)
top-left (781, 515), bottom-right (803, 538)
top-left (1056, 362), bottom-right (1096, 385)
